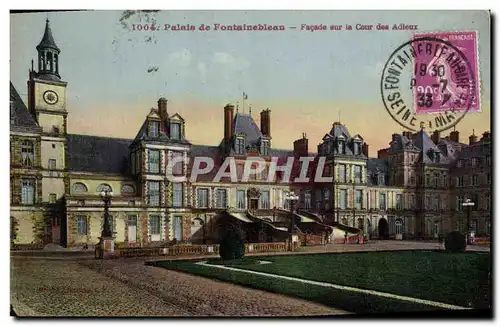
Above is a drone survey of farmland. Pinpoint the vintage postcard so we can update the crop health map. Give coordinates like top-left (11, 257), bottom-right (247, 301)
top-left (9, 9), bottom-right (491, 318)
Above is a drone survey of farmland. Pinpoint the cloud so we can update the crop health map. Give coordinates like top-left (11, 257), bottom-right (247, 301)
top-left (213, 52), bottom-right (250, 71)
top-left (197, 61), bottom-right (207, 80)
top-left (168, 48), bottom-right (192, 67)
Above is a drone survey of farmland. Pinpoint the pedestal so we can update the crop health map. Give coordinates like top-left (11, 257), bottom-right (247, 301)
top-left (97, 236), bottom-right (115, 259)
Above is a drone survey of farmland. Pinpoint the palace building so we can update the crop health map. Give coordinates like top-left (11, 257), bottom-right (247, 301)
top-left (10, 20), bottom-right (491, 247)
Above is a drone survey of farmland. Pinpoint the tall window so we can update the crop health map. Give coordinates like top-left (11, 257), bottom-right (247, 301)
top-left (457, 196), bottom-right (463, 211)
top-left (471, 194), bottom-right (479, 211)
top-left (324, 189), bottom-right (330, 210)
top-left (173, 216), bottom-right (182, 240)
top-left (148, 121), bottom-right (159, 138)
top-left (472, 174), bottom-right (478, 186)
top-left (237, 190), bottom-right (246, 209)
top-left (171, 151), bottom-right (183, 175)
top-left (170, 122), bottom-right (181, 140)
top-left (196, 188), bottom-right (209, 208)
top-left (21, 140), bottom-right (34, 167)
top-left (236, 138), bottom-right (245, 155)
top-left (148, 181), bottom-right (160, 206)
top-left (339, 189), bottom-right (347, 209)
top-left (149, 215), bottom-right (161, 235)
top-left (48, 159), bottom-right (56, 170)
top-left (396, 194), bottom-right (402, 210)
top-left (378, 173), bottom-right (385, 186)
top-left (337, 139), bottom-right (346, 154)
top-left (411, 194), bottom-right (416, 208)
top-left (261, 140), bottom-right (269, 156)
top-left (442, 174), bottom-right (447, 187)
top-left (76, 215), bottom-right (87, 235)
top-left (215, 189), bottom-right (228, 209)
top-left (260, 190), bottom-right (270, 209)
top-left (395, 219), bottom-right (403, 235)
top-left (457, 160), bottom-right (464, 168)
top-left (148, 150), bottom-right (160, 173)
top-left (354, 166), bottom-right (362, 183)
top-left (433, 197), bottom-right (440, 211)
top-left (172, 183), bottom-right (183, 207)
top-left (338, 164), bottom-right (346, 183)
top-left (471, 157), bottom-right (477, 167)
top-left (456, 176), bottom-right (464, 187)
top-left (355, 190), bottom-right (363, 209)
top-left (353, 142), bottom-right (360, 155)
top-left (379, 193), bottom-right (386, 210)
top-left (304, 190), bottom-right (311, 209)
top-left (21, 180), bottom-right (35, 204)
top-left (49, 193), bottom-right (57, 204)
top-left (485, 193), bottom-right (490, 211)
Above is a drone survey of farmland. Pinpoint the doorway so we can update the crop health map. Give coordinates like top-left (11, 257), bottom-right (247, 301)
top-left (250, 198), bottom-right (259, 210)
top-left (378, 218), bottom-right (389, 239)
top-left (127, 215), bottom-right (137, 243)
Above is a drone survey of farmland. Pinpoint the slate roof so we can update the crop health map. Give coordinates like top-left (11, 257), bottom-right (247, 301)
top-left (132, 110), bottom-right (191, 146)
top-left (10, 82), bottom-right (42, 133)
top-left (366, 158), bottom-right (389, 186)
top-left (320, 123), bottom-right (368, 158)
top-left (36, 19), bottom-right (60, 52)
top-left (66, 134), bottom-right (132, 175)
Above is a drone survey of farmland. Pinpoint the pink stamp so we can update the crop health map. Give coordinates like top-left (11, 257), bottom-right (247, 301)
top-left (412, 31), bottom-right (480, 115)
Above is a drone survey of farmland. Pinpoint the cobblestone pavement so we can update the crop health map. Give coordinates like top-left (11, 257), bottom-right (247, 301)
top-left (11, 259), bottom-right (191, 317)
top-left (11, 258), bottom-right (347, 317)
top-left (11, 241), bottom-right (488, 317)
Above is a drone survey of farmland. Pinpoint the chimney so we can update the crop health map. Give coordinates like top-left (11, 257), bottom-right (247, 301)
top-left (391, 133), bottom-right (399, 142)
top-left (157, 97), bottom-right (168, 122)
top-left (378, 148), bottom-right (389, 160)
top-left (293, 133), bottom-right (308, 158)
top-left (450, 130), bottom-right (460, 143)
top-left (260, 109), bottom-right (271, 137)
top-left (469, 130), bottom-right (478, 145)
top-left (224, 104), bottom-right (235, 140)
top-left (481, 131), bottom-right (490, 141)
top-left (431, 130), bottom-right (440, 145)
top-left (362, 143), bottom-right (369, 157)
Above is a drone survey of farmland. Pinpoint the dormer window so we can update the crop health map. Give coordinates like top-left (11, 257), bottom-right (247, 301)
top-left (170, 122), bottom-right (181, 140)
top-left (236, 137), bottom-right (245, 155)
top-left (337, 137), bottom-right (346, 154)
top-left (353, 141), bottom-right (362, 155)
top-left (261, 140), bottom-right (269, 156)
top-left (378, 173), bottom-right (385, 185)
top-left (434, 151), bottom-right (440, 163)
top-left (148, 121), bottom-right (159, 138)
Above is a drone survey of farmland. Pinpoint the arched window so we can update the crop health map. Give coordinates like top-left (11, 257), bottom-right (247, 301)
top-left (395, 218), bottom-right (403, 234)
top-left (72, 182), bottom-right (88, 194)
top-left (47, 52), bottom-right (53, 71)
top-left (54, 54), bottom-right (59, 73)
top-left (121, 184), bottom-right (135, 195)
top-left (97, 184), bottom-right (112, 193)
top-left (21, 140), bottom-right (34, 167)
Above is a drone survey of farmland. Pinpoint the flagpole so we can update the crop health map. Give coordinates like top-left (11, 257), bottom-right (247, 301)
top-left (243, 92), bottom-right (245, 114)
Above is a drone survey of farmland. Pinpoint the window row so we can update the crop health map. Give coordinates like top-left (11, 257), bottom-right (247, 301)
top-left (72, 183), bottom-right (135, 195)
top-left (456, 173), bottom-right (491, 187)
top-left (148, 120), bottom-right (182, 140)
top-left (147, 182), bottom-right (184, 207)
top-left (146, 150), bottom-right (184, 175)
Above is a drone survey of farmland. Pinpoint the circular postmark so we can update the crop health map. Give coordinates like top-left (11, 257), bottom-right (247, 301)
top-left (380, 36), bottom-right (476, 133)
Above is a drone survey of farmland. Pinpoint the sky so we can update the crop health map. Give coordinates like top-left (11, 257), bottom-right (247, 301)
top-left (10, 10), bottom-right (491, 156)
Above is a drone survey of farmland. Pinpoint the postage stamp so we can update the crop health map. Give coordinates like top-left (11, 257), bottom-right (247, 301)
top-left (412, 31), bottom-right (480, 115)
top-left (380, 36), bottom-right (476, 132)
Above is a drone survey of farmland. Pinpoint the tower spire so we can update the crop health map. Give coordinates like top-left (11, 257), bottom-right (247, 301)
top-left (36, 18), bottom-right (61, 80)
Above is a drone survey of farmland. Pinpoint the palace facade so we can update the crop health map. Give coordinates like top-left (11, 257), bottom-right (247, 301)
top-left (10, 20), bottom-right (492, 247)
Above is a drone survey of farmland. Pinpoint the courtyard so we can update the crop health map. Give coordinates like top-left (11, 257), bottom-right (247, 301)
top-left (10, 241), bottom-right (491, 317)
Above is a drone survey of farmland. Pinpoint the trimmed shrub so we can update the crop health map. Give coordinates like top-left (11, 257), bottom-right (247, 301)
top-left (445, 231), bottom-right (466, 252)
top-left (219, 228), bottom-right (245, 260)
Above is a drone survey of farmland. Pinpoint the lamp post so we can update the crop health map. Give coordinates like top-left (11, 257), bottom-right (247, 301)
top-left (462, 198), bottom-right (475, 245)
top-left (285, 191), bottom-right (299, 251)
top-left (97, 189), bottom-right (114, 259)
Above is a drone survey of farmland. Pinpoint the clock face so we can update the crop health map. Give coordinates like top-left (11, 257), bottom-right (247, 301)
top-left (43, 90), bottom-right (59, 105)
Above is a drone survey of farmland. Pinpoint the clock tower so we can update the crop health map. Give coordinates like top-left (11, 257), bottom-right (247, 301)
top-left (27, 19), bottom-right (68, 136)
